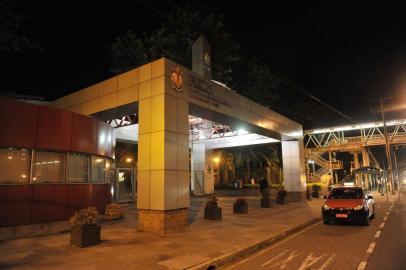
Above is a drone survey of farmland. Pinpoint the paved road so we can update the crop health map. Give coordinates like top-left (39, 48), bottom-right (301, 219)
top-left (224, 195), bottom-right (394, 270)
top-left (367, 186), bottom-right (406, 270)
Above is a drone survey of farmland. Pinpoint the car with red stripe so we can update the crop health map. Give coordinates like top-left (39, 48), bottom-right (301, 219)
top-left (322, 184), bottom-right (375, 225)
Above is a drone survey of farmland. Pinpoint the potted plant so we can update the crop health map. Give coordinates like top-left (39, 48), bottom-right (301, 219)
top-left (70, 207), bottom-right (101, 248)
top-left (276, 187), bottom-right (288, 204)
top-left (233, 198), bottom-right (248, 214)
top-left (204, 195), bottom-right (222, 220)
top-left (260, 187), bottom-right (274, 208)
top-left (311, 184), bottom-right (321, 198)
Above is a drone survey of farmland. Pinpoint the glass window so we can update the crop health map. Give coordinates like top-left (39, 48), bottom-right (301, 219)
top-left (91, 156), bottom-right (105, 183)
top-left (104, 158), bottom-right (113, 183)
top-left (0, 148), bottom-right (31, 183)
top-left (329, 188), bottom-right (364, 199)
top-left (67, 153), bottom-right (90, 182)
top-left (33, 151), bottom-right (65, 183)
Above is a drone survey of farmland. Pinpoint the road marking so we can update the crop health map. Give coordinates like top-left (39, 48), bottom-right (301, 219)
top-left (226, 221), bottom-right (322, 270)
top-left (298, 252), bottom-right (326, 270)
top-left (375, 231), bottom-right (381, 238)
top-left (385, 211), bottom-right (390, 216)
top-left (318, 254), bottom-right (336, 270)
top-left (261, 250), bottom-right (288, 267)
top-left (266, 250), bottom-right (303, 269)
top-left (367, 243), bottom-right (376, 253)
top-left (357, 261), bottom-right (367, 270)
top-left (383, 216), bottom-right (387, 221)
top-left (380, 222), bottom-right (385, 229)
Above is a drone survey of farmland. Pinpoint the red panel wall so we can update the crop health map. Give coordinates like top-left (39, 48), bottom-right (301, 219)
top-left (71, 113), bottom-right (98, 155)
top-left (31, 184), bottom-right (69, 223)
top-left (0, 185), bottom-right (32, 226)
top-left (92, 184), bottom-right (112, 214)
top-left (36, 106), bottom-right (73, 151)
top-left (0, 98), bottom-right (114, 158)
top-left (67, 184), bottom-right (93, 214)
top-left (0, 98), bottom-right (38, 149)
top-left (0, 184), bottom-right (111, 226)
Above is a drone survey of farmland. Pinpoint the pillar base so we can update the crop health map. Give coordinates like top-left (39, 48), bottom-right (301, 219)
top-left (138, 208), bottom-right (188, 234)
top-left (287, 191), bottom-right (306, 202)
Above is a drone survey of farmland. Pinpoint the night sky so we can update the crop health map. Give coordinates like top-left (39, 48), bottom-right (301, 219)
top-left (2, 0), bottom-right (406, 126)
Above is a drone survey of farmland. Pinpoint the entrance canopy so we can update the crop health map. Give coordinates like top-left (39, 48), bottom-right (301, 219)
top-left (50, 58), bottom-right (302, 141)
top-left (50, 57), bottom-right (307, 233)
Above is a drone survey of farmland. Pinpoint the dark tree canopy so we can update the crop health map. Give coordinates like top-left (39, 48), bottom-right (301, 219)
top-left (0, 0), bottom-right (36, 52)
top-left (109, 6), bottom-right (321, 127)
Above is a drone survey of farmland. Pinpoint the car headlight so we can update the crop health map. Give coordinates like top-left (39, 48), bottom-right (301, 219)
top-left (323, 204), bottom-right (330, 210)
top-left (353, 204), bottom-right (364, 211)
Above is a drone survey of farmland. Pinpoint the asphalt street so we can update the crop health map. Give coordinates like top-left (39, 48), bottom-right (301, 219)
top-left (224, 194), bottom-right (394, 270)
top-left (367, 186), bottom-right (406, 270)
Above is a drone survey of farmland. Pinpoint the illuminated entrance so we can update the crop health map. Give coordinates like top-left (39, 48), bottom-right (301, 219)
top-left (51, 38), bottom-right (306, 233)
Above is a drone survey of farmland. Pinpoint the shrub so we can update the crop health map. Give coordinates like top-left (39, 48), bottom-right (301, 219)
top-left (311, 184), bottom-right (321, 192)
top-left (70, 207), bottom-right (98, 227)
top-left (205, 195), bottom-right (219, 208)
top-left (235, 197), bottom-right (247, 204)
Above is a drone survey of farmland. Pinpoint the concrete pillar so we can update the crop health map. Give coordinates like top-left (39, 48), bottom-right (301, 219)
top-left (352, 151), bottom-right (361, 186)
top-left (282, 140), bottom-right (306, 201)
top-left (191, 142), bottom-right (205, 196)
top-left (361, 147), bottom-right (371, 189)
top-left (328, 151), bottom-right (334, 184)
top-left (352, 151), bottom-right (360, 169)
top-left (137, 71), bottom-right (190, 233)
top-left (361, 147), bottom-right (370, 167)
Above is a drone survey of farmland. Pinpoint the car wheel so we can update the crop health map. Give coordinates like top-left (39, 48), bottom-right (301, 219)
top-left (323, 219), bottom-right (330, 225)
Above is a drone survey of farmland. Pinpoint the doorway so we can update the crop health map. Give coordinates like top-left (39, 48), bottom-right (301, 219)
top-left (116, 168), bottom-right (135, 203)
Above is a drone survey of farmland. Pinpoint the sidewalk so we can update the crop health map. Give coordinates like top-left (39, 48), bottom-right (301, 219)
top-left (0, 196), bottom-right (323, 270)
top-left (370, 190), bottom-right (399, 204)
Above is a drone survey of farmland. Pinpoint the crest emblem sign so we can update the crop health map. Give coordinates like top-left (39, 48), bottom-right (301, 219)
top-left (171, 66), bottom-right (183, 92)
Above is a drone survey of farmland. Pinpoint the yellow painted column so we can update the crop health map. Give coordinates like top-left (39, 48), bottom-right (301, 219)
top-left (136, 59), bottom-right (190, 233)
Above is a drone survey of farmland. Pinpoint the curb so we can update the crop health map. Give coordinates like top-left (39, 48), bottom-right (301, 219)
top-left (185, 216), bottom-right (322, 270)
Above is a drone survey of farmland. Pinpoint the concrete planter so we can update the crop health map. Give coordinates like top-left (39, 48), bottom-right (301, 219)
top-left (70, 225), bottom-right (101, 248)
top-left (204, 207), bottom-right (222, 220)
top-left (233, 202), bottom-right (248, 214)
top-left (261, 197), bottom-right (274, 208)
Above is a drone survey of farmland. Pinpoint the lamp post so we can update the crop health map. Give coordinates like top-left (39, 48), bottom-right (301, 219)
top-left (380, 97), bottom-right (396, 195)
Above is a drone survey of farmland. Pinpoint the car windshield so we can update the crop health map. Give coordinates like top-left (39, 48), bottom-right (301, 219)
top-left (329, 188), bottom-right (364, 199)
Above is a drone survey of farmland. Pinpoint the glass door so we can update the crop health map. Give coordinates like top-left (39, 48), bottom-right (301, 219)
top-left (116, 168), bottom-right (134, 202)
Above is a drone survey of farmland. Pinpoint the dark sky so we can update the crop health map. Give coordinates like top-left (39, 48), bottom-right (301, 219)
top-left (2, 0), bottom-right (406, 126)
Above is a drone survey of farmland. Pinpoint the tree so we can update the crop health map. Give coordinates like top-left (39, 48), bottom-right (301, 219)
top-left (0, 0), bottom-right (36, 52)
top-left (110, 7), bottom-right (239, 86)
top-left (109, 6), bottom-right (318, 126)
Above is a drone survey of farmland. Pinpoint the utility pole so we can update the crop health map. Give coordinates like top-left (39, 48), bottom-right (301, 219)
top-left (380, 97), bottom-right (396, 194)
top-left (393, 146), bottom-right (399, 190)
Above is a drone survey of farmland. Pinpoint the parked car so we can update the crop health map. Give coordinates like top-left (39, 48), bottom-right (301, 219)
top-left (322, 184), bottom-right (375, 225)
